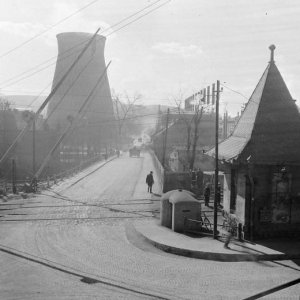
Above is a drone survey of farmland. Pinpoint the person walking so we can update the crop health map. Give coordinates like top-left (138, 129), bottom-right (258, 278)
top-left (224, 219), bottom-right (236, 249)
top-left (216, 184), bottom-right (221, 207)
top-left (146, 171), bottom-right (154, 193)
top-left (204, 185), bottom-right (210, 206)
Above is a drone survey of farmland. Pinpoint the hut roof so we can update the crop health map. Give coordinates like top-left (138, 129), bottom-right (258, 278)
top-left (207, 45), bottom-right (300, 165)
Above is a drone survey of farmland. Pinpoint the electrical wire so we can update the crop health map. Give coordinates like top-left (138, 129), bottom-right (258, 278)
top-left (0, 0), bottom-right (170, 89)
top-left (222, 82), bottom-right (265, 106)
top-left (0, 0), bottom-right (100, 59)
top-left (27, 82), bottom-right (53, 109)
top-left (221, 83), bottom-right (249, 100)
top-left (46, 109), bottom-right (186, 131)
top-left (45, 52), bottom-right (96, 122)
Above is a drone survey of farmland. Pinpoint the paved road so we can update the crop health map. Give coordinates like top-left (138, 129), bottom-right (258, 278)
top-left (0, 151), bottom-right (299, 299)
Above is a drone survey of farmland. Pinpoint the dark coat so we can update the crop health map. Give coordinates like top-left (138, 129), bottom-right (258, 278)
top-left (204, 186), bottom-right (210, 197)
top-left (146, 173), bottom-right (154, 186)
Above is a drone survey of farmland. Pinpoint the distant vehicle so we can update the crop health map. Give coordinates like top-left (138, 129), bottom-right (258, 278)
top-left (129, 147), bottom-right (140, 157)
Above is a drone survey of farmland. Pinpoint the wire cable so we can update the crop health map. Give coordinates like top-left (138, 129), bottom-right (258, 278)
top-left (45, 52), bottom-right (96, 122)
top-left (0, 0), bottom-right (100, 59)
top-left (0, 0), bottom-right (169, 89)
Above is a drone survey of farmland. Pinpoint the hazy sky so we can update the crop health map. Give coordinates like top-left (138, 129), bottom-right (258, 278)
top-left (0, 0), bottom-right (299, 115)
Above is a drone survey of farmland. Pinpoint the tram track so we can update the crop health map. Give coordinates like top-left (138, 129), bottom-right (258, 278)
top-left (0, 192), bottom-right (157, 222)
top-left (0, 190), bottom-right (156, 222)
top-left (0, 215), bottom-right (153, 222)
top-left (0, 244), bottom-right (175, 300)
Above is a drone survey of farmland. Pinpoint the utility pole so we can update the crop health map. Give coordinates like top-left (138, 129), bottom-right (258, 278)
top-left (213, 80), bottom-right (220, 239)
top-left (162, 108), bottom-right (170, 168)
top-left (114, 97), bottom-right (122, 150)
top-left (155, 105), bottom-right (161, 133)
top-left (33, 61), bottom-right (111, 180)
top-left (32, 118), bottom-right (36, 175)
top-left (11, 159), bottom-right (16, 194)
top-left (0, 28), bottom-right (101, 167)
top-left (223, 110), bottom-right (228, 139)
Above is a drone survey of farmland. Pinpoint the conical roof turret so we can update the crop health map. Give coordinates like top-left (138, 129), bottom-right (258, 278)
top-left (207, 45), bottom-right (300, 164)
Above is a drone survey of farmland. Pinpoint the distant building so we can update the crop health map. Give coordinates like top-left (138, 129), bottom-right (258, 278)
top-left (206, 45), bottom-right (300, 239)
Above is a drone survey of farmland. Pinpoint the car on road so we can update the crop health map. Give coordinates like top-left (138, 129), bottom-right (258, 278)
top-left (129, 147), bottom-right (141, 157)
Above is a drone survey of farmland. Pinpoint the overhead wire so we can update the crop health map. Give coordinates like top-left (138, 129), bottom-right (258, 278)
top-left (0, 28), bottom-right (102, 167)
top-left (0, 0), bottom-right (250, 117)
top-left (45, 52), bottom-right (96, 122)
top-left (3, 0), bottom-right (173, 126)
top-left (34, 61), bottom-right (112, 179)
top-left (1, 0), bottom-right (176, 164)
top-left (221, 82), bottom-right (265, 108)
top-left (43, 0), bottom-right (171, 127)
top-left (0, 0), bottom-right (100, 59)
top-left (27, 82), bottom-right (53, 109)
top-left (52, 109), bottom-right (185, 131)
top-left (0, 0), bottom-right (169, 90)
top-left (221, 83), bottom-right (248, 100)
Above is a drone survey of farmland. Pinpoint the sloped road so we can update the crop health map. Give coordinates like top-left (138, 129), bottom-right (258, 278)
top-left (0, 152), bottom-right (299, 299)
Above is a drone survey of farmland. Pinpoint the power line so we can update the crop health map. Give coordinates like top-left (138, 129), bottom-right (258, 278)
top-left (27, 82), bottom-right (53, 110)
top-left (104, 0), bottom-right (172, 38)
top-left (0, 28), bottom-right (101, 167)
top-left (0, 49), bottom-right (80, 89)
top-left (0, 0), bottom-right (170, 90)
top-left (1, 2), bottom-right (159, 87)
top-left (221, 83), bottom-right (263, 107)
top-left (221, 83), bottom-right (248, 100)
top-left (55, 109), bottom-right (181, 130)
top-left (0, 0), bottom-right (100, 59)
top-left (43, 0), bottom-right (172, 121)
top-left (45, 53), bottom-right (96, 122)
top-left (34, 61), bottom-right (112, 179)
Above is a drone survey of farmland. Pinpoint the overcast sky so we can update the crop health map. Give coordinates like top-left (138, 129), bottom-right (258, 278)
top-left (0, 0), bottom-right (299, 116)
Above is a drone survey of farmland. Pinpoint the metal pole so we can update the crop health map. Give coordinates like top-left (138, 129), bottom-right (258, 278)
top-left (34, 61), bottom-right (111, 179)
top-left (0, 28), bottom-right (101, 167)
top-left (162, 108), bottom-right (170, 168)
top-left (12, 159), bottom-right (16, 194)
top-left (115, 98), bottom-right (121, 149)
top-left (213, 80), bottom-right (220, 239)
top-left (32, 118), bottom-right (36, 175)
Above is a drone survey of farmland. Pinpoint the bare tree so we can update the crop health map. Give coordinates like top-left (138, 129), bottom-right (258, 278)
top-left (172, 91), bottom-right (204, 170)
top-left (172, 94), bottom-right (192, 169)
top-left (189, 103), bottom-right (203, 170)
top-left (112, 90), bottom-right (142, 149)
top-left (0, 96), bottom-right (12, 111)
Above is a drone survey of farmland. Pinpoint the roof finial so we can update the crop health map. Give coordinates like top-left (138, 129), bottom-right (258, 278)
top-left (269, 44), bottom-right (276, 63)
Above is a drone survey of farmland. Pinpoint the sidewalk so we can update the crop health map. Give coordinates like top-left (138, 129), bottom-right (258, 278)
top-left (133, 218), bottom-right (300, 262)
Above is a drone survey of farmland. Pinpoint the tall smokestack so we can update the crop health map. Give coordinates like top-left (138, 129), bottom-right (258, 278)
top-left (47, 32), bottom-right (115, 149)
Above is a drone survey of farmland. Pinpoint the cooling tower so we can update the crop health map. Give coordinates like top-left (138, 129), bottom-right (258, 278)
top-left (46, 32), bottom-right (115, 150)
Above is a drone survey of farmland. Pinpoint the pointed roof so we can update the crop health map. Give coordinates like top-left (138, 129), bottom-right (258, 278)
top-left (208, 45), bottom-right (300, 165)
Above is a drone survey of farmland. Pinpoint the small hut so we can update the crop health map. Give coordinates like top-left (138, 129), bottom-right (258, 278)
top-left (207, 45), bottom-right (300, 240)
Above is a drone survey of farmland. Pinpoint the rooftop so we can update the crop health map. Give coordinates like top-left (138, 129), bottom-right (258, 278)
top-left (207, 45), bottom-right (300, 165)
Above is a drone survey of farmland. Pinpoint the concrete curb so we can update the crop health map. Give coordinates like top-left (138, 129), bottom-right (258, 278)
top-left (133, 221), bottom-right (300, 262)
